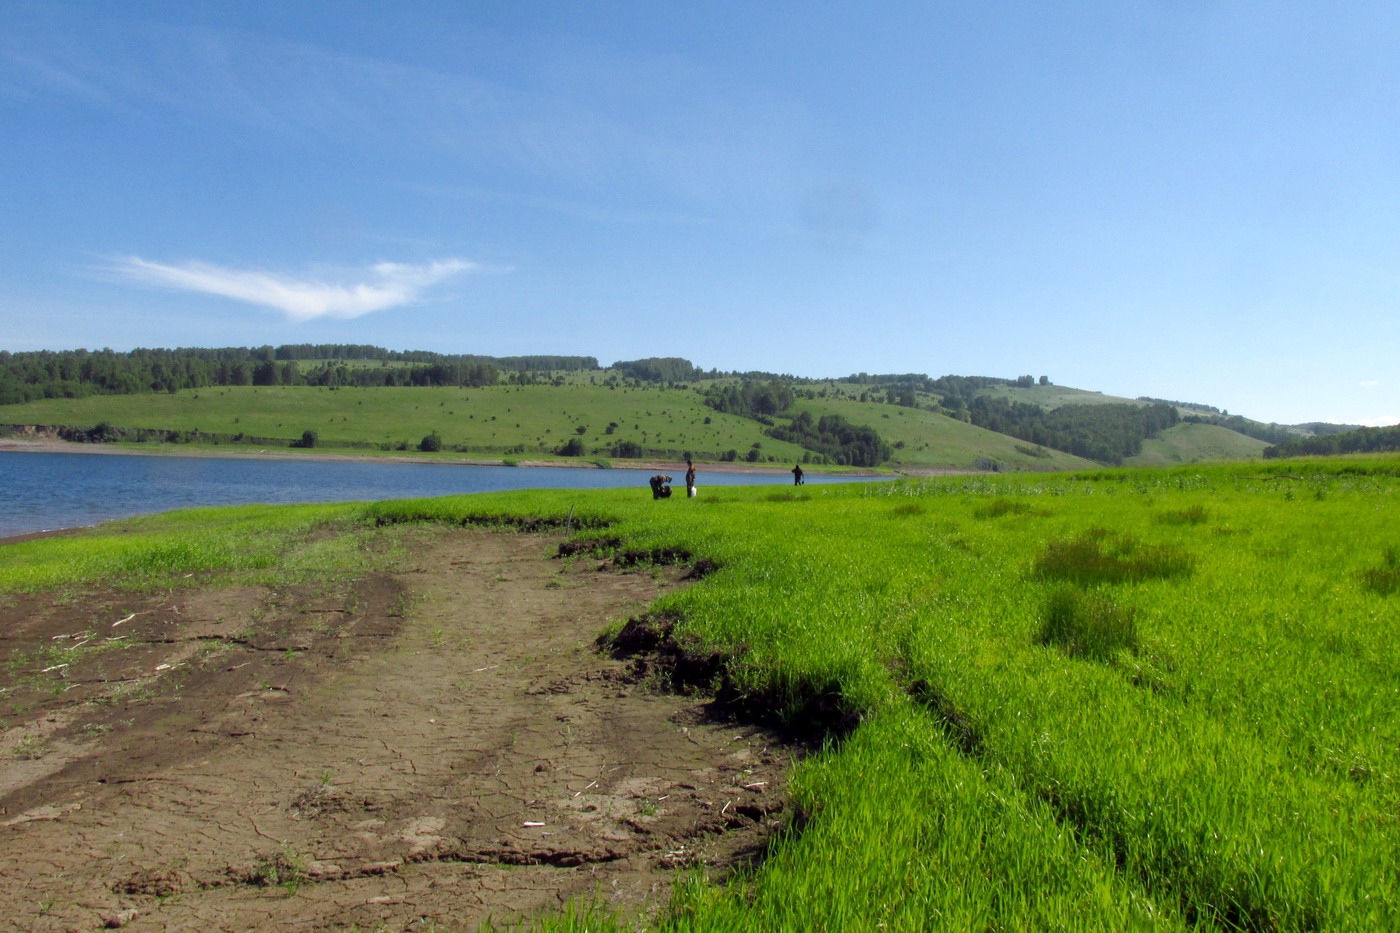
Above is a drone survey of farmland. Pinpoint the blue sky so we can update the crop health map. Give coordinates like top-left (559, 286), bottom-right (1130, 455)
top-left (2, 1), bottom-right (1396, 426)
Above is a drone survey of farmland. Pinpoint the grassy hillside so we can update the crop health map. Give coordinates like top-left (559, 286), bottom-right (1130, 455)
top-left (0, 384), bottom-right (810, 464)
top-left (6, 455), bottom-right (1397, 929)
top-left (1125, 422), bottom-right (1270, 466)
top-left (977, 383), bottom-right (1143, 409)
top-left (0, 374), bottom-right (1280, 472)
top-left (0, 381), bottom-right (1097, 471)
top-left (787, 396), bottom-right (1099, 471)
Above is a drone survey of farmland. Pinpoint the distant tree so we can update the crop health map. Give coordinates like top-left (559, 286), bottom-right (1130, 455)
top-left (766, 412), bottom-right (892, 467)
top-left (1265, 424), bottom-right (1400, 459)
top-left (291, 430), bottom-right (318, 449)
top-left (419, 432), bottom-right (442, 452)
top-left (556, 436), bottom-right (586, 456)
top-left (613, 357), bottom-right (701, 382)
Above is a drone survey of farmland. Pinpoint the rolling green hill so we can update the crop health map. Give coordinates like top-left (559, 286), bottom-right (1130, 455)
top-left (1124, 422), bottom-right (1270, 466)
top-left (975, 382), bottom-right (1142, 410)
top-left (0, 350), bottom-right (1291, 471)
top-left (785, 396), bottom-right (1099, 471)
top-left (0, 384), bottom-right (812, 464)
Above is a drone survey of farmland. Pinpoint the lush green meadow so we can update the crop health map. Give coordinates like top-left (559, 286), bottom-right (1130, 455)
top-left (4, 457), bottom-right (1395, 930)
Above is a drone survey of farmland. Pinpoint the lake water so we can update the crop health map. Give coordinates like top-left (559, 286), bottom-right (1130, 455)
top-left (0, 450), bottom-right (882, 538)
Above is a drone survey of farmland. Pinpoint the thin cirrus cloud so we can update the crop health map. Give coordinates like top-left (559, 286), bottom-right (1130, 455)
top-left (112, 257), bottom-right (477, 322)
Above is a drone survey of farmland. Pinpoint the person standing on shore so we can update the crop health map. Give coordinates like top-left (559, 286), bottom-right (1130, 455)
top-left (685, 459), bottom-right (697, 498)
top-left (792, 463), bottom-right (804, 486)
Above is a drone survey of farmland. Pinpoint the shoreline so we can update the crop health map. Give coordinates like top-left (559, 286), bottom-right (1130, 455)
top-left (0, 437), bottom-right (920, 478)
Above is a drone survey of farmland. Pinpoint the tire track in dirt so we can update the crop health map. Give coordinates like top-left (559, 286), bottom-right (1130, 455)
top-left (0, 527), bottom-right (793, 931)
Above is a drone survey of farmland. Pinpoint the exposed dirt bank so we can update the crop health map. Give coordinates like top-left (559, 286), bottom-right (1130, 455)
top-left (0, 528), bottom-right (794, 931)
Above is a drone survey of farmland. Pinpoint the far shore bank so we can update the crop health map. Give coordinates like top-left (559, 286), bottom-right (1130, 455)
top-left (0, 437), bottom-right (966, 478)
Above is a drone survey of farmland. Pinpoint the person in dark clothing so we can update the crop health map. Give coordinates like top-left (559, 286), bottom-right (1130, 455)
top-left (685, 460), bottom-right (697, 498)
top-left (792, 464), bottom-right (804, 486)
top-left (649, 474), bottom-right (673, 499)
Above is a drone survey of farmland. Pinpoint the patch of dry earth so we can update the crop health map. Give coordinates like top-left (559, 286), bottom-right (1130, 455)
top-left (0, 527), bottom-right (792, 931)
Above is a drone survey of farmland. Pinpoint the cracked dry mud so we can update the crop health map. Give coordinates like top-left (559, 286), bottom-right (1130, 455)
top-left (0, 528), bottom-right (793, 931)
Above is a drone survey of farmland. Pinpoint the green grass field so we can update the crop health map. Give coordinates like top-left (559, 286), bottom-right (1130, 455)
top-left (6, 455), bottom-right (1396, 930)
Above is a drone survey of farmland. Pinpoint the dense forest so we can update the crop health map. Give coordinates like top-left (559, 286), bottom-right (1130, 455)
top-left (611, 357), bottom-right (703, 383)
top-left (1264, 424), bottom-right (1400, 459)
top-left (0, 346), bottom-right (605, 403)
top-left (766, 412), bottom-right (891, 467)
top-left (966, 398), bottom-right (1180, 465)
top-left (701, 380), bottom-right (796, 419)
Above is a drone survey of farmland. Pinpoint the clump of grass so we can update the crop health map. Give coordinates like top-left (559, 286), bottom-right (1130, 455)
top-left (1154, 505), bottom-right (1209, 526)
top-left (974, 498), bottom-right (1032, 519)
top-left (1360, 546), bottom-right (1400, 595)
top-left (888, 502), bottom-right (925, 517)
top-left (1032, 529), bottom-right (1194, 585)
top-left (1038, 588), bottom-right (1138, 661)
top-left (245, 846), bottom-right (307, 896)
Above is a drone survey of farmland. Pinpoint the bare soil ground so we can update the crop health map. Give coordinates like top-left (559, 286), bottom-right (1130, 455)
top-left (0, 528), bottom-right (794, 931)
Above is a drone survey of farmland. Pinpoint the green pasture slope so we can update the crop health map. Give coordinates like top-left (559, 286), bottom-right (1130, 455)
top-left (0, 382), bottom-right (1093, 470)
top-left (978, 382), bottom-right (1142, 410)
top-left (5, 456), bottom-right (1396, 930)
top-left (789, 395), bottom-right (1099, 471)
top-left (0, 384), bottom-right (810, 463)
top-left (1126, 422), bottom-right (1271, 467)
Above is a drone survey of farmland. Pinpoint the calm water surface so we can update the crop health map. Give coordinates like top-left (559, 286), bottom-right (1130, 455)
top-left (0, 450), bottom-right (882, 538)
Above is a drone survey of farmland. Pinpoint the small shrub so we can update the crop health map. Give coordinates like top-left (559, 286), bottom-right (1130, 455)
top-left (419, 432), bottom-right (442, 452)
top-left (973, 455), bottom-right (1005, 472)
top-left (1360, 547), bottom-right (1400, 596)
top-left (1039, 588), bottom-right (1138, 661)
top-left (1033, 529), bottom-right (1194, 585)
top-left (975, 499), bottom-right (1033, 519)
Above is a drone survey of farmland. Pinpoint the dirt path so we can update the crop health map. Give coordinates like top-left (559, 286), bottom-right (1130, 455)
top-left (0, 528), bottom-right (792, 931)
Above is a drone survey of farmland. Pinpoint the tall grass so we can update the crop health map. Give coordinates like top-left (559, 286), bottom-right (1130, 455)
top-left (0, 502), bottom-right (365, 592)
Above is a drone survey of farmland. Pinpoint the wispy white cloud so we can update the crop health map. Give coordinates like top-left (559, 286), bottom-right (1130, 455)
top-left (3, 19), bottom-right (809, 208)
top-left (1360, 379), bottom-right (1380, 387)
top-left (112, 257), bottom-right (476, 322)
